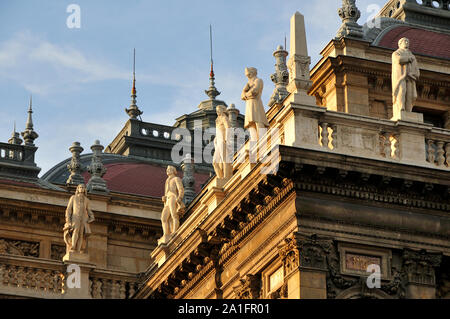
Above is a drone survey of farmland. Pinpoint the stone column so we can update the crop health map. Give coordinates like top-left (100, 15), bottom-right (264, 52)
top-left (66, 142), bottom-right (85, 185)
top-left (277, 233), bottom-right (328, 299)
top-left (402, 249), bottom-right (441, 299)
top-left (286, 12), bottom-right (316, 106)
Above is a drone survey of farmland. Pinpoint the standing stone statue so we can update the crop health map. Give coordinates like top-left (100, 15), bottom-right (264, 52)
top-left (213, 105), bottom-right (233, 181)
top-left (63, 184), bottom-right (95, 261)
top-left (392, 37), bottom-right (420, 120)
top-left (159, 166), bottom-right (185, 245)
top-left (241, 67), bottom-right (269, 142)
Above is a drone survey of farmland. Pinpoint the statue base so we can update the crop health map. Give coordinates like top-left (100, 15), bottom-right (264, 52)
top-left (157, 234), bottom-right (173, 246)
top-left (391, 110), bottom-right (423, 123)
top-left (63, 251), bottom-right (90, 263)
top-left (211, 177), bottom-right (230, 189)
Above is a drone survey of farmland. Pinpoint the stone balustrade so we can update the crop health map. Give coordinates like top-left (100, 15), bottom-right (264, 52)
top-left (0, 255), bottom-right (65, 298)
top-left (89, 270), bottom-right (139, 299)
top-left (425, 138), bottom-right (450, 167)
top-left (238, 104), bottom-right (450, 171)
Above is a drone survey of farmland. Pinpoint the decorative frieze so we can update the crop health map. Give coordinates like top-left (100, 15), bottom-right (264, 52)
top-left (50, 244), bottom-right (66, 260)
top-left (0, 238), bottom-right (39, 257)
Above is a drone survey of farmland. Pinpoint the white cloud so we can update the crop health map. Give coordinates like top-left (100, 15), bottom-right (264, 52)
top-left (0, 31), bottom-right (132, 95)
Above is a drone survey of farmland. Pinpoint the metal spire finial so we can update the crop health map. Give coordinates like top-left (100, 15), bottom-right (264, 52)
top-left (125, 48), bottom-right (143, 120)
top-left (205, 24), bottom-right (220, 100)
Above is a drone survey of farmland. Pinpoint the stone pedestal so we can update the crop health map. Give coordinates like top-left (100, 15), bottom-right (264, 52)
top-left (157, 234), bottom-right (173, 247)
top-left (150, 243), bottom-right (171, 268)
top-left (202, 184), bottom-right (227, 215)
top-left (63, 251), bottom-right (89, 263)
top-left (211, 178), bottom-right (229, 189)
top-left (391, 110), bottom-right (424, 123)
top-left (62, 253), bottom-right (95, 299)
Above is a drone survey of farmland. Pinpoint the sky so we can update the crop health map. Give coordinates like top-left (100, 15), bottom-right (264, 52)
top-left (0, 0), bottom-right (388, 176)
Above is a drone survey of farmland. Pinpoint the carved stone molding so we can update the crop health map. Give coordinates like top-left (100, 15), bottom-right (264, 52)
top-left (277, 233), bottom-right (330, 276)
top-left (0, 238), bottom-right (39, 258)
top-left (233, 274), bottom-right (261, 299)
top-left (50, 244), bottom-right (66, 260)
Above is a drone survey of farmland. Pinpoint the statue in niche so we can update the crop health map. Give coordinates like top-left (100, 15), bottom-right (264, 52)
top-left (64, 184), bottom-right (95, 258)
top-left (159, 165), bottom-right (185, 245)
top-left (392, 37), bottom-right (420, 118)
top-left (241, 67), bottom-right (269, 142)
top-left (213, 105), bottom-right (233, 181)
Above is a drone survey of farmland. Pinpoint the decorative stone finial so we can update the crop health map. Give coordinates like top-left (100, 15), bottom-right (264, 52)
top-left (125, 48), bottom-right (143, 120)
top-left (268, 45), bottom-right (289, 107)
top-left (227, 103), bottom-right (239, 128)
top-left (336, 0), bottom-right (363, 39)
top-left (66, 141), bottom-right (85, 185)
top-left (21, 95), bottom-right (39, 146)
top-left (181, 154), bottom-right (196, 205)
top-left (86, 140), bottom-right (109, 193)
top-left (205, 63), bottom-right (221, 100)
top-left (8, 122), bottom-right (23, 145)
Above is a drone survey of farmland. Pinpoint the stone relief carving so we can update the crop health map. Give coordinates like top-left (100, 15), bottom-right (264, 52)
top-left (50, 244), bottom-right (66, 260)
top-left (0, 238), bottom-right (39, 257)
top-left (402, 249), bottom-right (441, 286)
top-left (233, 274), bottom-right (261, 299)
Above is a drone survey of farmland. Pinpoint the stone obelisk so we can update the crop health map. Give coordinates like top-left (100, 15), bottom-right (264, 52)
top-left (286, 12), bottom-right (316, 106)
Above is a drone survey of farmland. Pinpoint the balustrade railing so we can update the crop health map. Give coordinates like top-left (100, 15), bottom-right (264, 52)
top-left (0, 255), bottom-right (65, 298)
top-left (89, 270), bottom-right (139, 299)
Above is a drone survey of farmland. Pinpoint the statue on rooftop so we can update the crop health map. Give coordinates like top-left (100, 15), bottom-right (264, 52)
top-left (159, 165), bottom-right (185, 245)
top-left (241, 67), bottom-right (269, 142)
top-left (213, 105), bottom-right (233, 181)
top-left (63, 184), bottom-right (95, 260)
top-left (392, 37), bottom-right (420, 120)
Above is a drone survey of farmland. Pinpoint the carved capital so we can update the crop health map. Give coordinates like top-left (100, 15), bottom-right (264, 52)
top-left (233, 274), bottom-right (261, 299)
top-left (278, 233), bottom-right (331, 276)
top-left (402, 249), bottom-right (442, 286)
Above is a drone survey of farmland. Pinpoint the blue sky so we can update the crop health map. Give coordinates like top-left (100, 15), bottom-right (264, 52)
top-left (0, 0), bottom-right (387, 175)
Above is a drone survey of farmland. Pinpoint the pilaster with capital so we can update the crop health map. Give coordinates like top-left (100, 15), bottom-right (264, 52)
top-left (402, 249), bottom-right (441, 298)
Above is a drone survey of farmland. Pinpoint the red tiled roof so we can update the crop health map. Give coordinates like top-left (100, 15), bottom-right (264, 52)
top-left (377, 26), bottom-right (450, 60)
top-left (0, 178), bottom-right (40, 188)
top-left (82, 163), bottom-right (210, 198)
